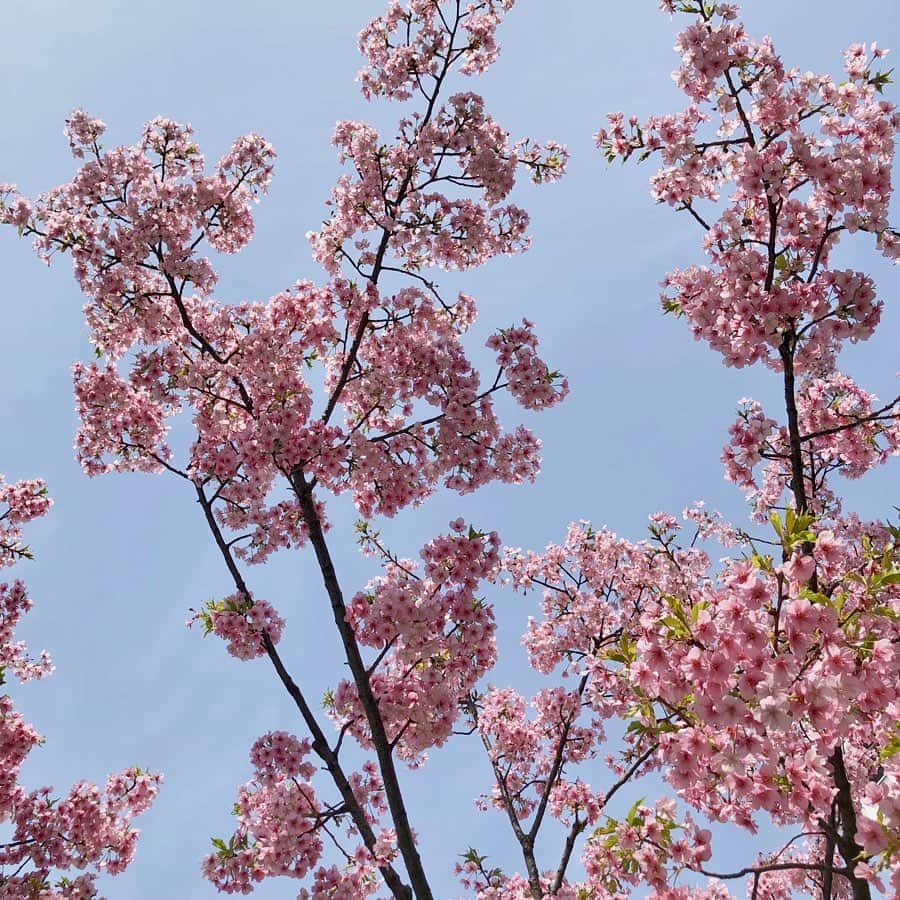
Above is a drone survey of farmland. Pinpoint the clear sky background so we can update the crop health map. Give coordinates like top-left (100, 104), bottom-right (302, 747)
top-left (0, 2), bottom-right (898, 897)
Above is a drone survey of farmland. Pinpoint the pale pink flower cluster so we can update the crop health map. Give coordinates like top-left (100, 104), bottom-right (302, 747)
top-left (311, 88), bottom-right (566, 277)
top-left (207, 733), bottom-right (389, 896)
top-left (502, 509), bottom-right (900, 893)
top-left (72, 361), bottom-right (173, 476)
top-left (0, 1), bottom-right (571, 892)
top-left (0, 580), bottom-right (53, 681)
top-left (0, 475), bottom-right (52, 567)
top-left (203, 731), bottom-right (324, 892)
top-left (475, 686), bottom-right (596, 820)
top-left (311, 285), bottom-right (562, 518)
top-left (859, 753), bottom-right (900, 894)
top-left (297, 864), bottom-right (379, 900)
top-left (723, 373), bottom-right (900, 521)
top-left (336, 523), bottom-right (501, 761)
top-left (507, 18), bottom-right (900, 869)
top-left (487, 319), bottom-right (569, 410)
top-left (64, 109), bottom-right (107, 159)
top-left (191, 593), bottom-right (285, 661)
top-left (583, 799), bottom-right (713, 895)
top-left (0, 183), bottom-right (32, 229)
top-left (0, 475), bottom-right (160, 895)
top-left (597, 11), bottom-right (899, 372)
top-left (357, 0), bottom-right (515, 100)
top-left (0, 15), bottom-right (565, 560)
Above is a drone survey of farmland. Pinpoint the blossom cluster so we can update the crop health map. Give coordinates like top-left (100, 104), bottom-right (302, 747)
top-left (205, 732), bottom-right (391, 897)
top-left (458, 2), bottom-right (900, 895)
top-left (311, 92), bottom-right (566, 278)
top-left (473, 685), bottom-right (597, 821)
top-left (12, 0), bottom-right (900, 895)
top-left (203, 731), bottom-right (324, 892)
top-left (499, 509), bottom-right (900, 895)
top-left (598, 10), bottom-right (900, 372)
top-left (0, 475), bottom-right (52, 567)
top-left (190, 593), bottom-right (285, 661)
top-left (723, 376), bottom-right (900, 521)
top-left (0, 4), bottom-right (566, 570)
top-left (0, 475), bottom-right (160, 896)
top-left (357, 0), bottom-right (516, 101)
top-left (335, 522), bottom-right (502, 762)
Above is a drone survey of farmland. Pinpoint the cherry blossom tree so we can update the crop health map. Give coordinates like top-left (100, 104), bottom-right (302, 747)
top-left (2, 1), bottom-right (566, 896)
top-left (0, 0), bottom-right (898, 898)
top-left (499, 1), bottom-right (899, 896)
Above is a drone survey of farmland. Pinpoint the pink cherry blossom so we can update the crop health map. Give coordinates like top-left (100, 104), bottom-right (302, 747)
top-left (1, 0), bottom-right (898, 897)
top-left (0, 474), bottom-right (160, 895)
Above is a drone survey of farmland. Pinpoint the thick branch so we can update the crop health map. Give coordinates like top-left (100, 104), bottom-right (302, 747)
top-left (778, 332), bottom-right (808, 514)
top-left (193, 483), bottom-right (411, 899)
top-left (290, 471), bottom-right (434, 900)
top-left (828, 745), bottom-right (871, 900)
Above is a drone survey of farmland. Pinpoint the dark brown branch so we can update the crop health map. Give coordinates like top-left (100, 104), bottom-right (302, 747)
top-left (695, 860), bottom-right (851, 880)
top-left (779, 332), bottom-right (808, 513)
top-left (822, 803), bottom-right (837, 899)
top-left (800, 394), bottom-right (900, 444)
top-left (193, 483), bottom-right (411, 900)
top-left (527, 675), bottom-right (590, 845)
top-left (602, 743), bottom-right (658, 808)
top-left (321, 5), bottom-right (462, 429)
top-left (289, 471), bottom-right (433, 900)
top-left (828, 745), bottom-right (871, 900)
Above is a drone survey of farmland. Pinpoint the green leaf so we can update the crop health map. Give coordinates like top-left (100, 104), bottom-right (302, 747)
top-left (625, 797), bottom-right (645, 827)
top-left (799, 588), bottom-right (832, 607)
top-left (880, 731), bottom-right (900, 761)
top-left (461, 847), bottom-right (487, 866)
top-left (869, 67), bottom-right (894, 93)
top-left (662, 298), bottom-right (684, 316)
top-left (859, 635), bottom-right (876, 660)
top-left (872, 606), bottom-right (900, 622)
top-left (659, 615), bottom-right (689, 638)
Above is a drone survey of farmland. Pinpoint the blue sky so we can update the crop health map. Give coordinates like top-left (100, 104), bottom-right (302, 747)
top-left (1, 1), bottom-right (898, 897)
